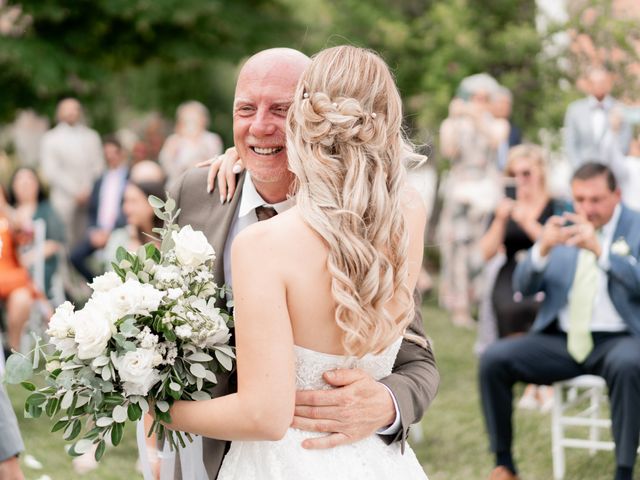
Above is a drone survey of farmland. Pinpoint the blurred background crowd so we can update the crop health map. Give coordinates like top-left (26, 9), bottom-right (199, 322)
top-left (1, 0), bottom-right (640, 478)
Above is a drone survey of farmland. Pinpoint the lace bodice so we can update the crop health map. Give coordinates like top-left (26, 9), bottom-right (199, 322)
top-left (217, 336), bottom-right (428, 480)
top-left (294, 338), bottom-right (403, 391)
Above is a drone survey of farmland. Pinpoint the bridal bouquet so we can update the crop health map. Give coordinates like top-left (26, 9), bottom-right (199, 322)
top-left (4, 196), bottom-right (234, 461)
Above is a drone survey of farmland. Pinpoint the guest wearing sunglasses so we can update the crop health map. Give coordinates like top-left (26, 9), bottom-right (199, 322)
top-left (477, 145), bottom-right (569, 411)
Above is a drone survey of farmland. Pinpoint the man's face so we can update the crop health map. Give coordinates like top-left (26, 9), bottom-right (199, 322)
top-left (588, 72), bottom-right (612, 101)
top-left (571, 175), bottom-right (620, 229)
top-left (104, 143), bottom-right (123, 168)
top-left (233, 58), bottom-right (302, 196)
top-left (58, 99), bottom-right (81, 125)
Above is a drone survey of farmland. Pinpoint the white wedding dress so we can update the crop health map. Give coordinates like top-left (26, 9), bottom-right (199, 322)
top-left (217, 338), bottom-right (429, 479)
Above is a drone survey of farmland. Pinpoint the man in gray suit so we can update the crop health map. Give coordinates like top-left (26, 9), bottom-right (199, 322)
top-left (563, 68), bottom-right (632, 174)
top-left (0, 386), bottom-right (25, 480)
top-left (480, 162), bottom-right (640, 480)
top-left (171, 48), bottom-right (440, 478)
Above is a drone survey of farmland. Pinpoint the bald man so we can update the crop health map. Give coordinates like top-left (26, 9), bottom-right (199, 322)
top-left (170, 48), bottom-right (439, 479)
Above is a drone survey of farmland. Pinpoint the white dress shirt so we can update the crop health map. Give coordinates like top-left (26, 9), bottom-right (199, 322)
top-left (531, 204), bottom-right (627, 332)
top-left (222, 173), bottom-right (402, 435)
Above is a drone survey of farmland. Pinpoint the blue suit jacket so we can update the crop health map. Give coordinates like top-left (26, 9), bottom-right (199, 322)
top-left (513, 204), bottom-right (640, 336)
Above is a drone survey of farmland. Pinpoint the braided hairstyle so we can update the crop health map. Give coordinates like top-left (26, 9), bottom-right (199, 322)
top-left (286, 46), bottom-right (419, 357)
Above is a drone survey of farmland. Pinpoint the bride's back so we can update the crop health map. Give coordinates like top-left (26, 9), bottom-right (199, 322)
top-left (265, 189), bottom-right (425, 356)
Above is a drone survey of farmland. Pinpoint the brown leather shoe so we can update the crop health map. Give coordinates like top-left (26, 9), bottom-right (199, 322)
top-left (488, 466), bottom-right (520, 480)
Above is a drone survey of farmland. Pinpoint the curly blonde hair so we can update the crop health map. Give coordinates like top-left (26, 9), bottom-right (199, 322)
top-left (286, 46), bottom-right (419, 357)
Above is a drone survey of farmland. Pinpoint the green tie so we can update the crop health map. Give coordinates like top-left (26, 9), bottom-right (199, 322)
top-left (567, 249), bottom-right (598, 363)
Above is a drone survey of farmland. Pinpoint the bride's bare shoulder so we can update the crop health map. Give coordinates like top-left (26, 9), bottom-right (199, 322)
top-left (230, 206), bottom-right (314, 261)
top-left (400, 183), bottom-right (427, 228)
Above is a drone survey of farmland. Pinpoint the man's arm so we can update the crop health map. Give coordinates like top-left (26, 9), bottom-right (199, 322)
top-left (292, 289), bottom-right (439, 449)
top-left (378, 289), bottom-right (439, 445)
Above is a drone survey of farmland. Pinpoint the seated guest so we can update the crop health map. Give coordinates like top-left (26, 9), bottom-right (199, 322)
top-left (479, 163), bottom-right (640, 480)
top-left (477, 145), bottom-right (561, 409)
top-left (0, 185), bottom-right (40, 352)
top-left (7, 167), bottom-right (65, 299)
top-left (103, 180), bottom-right (166, 266)
top-left (70, 137), bottom-right (128, 281)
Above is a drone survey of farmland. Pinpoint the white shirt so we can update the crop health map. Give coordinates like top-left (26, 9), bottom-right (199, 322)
top-left (222, 173), bottom-right (402, 435)
top-left (222, 173), bottom-right (295, 285)
top-left (40, 122), bottom-right (104, 198)
top-left (531, 204), bottom-right (627, 332)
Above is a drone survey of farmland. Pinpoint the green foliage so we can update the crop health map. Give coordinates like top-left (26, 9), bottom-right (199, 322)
top-left (2, 0), bottom-right (638, 152)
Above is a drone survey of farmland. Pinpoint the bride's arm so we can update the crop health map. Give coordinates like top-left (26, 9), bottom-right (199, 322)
top-left (168, 226), bottom-right (296, 440)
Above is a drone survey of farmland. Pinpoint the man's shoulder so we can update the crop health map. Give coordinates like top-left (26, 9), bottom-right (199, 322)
top-left (568, 97), bottom-right (590, 112)
top-left (172, 167), bottom-right (210, 204)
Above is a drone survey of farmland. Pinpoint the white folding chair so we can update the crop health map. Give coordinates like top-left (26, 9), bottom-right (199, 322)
top-left (551, 375), bottom-right (612, 479)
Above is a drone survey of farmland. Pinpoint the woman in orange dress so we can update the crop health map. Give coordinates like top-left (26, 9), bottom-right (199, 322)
top-left (0, 185), bottom-right (38, 352)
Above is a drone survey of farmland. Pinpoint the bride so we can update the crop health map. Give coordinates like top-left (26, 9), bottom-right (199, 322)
top-left (166, 45), bottom-right (429, 479)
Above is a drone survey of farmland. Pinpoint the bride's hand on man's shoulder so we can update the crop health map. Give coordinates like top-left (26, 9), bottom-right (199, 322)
top-left (195, 147), bottom-right (244, 202)
top-left (292, 368), bottom-right (396, 449)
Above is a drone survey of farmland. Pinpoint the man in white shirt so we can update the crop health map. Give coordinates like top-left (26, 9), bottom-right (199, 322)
top-left (480, 163), bottom-right (640, 480)
top-left (40, 98), bottom-right (104, 247)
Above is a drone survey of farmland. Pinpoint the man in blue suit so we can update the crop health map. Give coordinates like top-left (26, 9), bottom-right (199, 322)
top-left (480, 162), bottom-right (640, 480)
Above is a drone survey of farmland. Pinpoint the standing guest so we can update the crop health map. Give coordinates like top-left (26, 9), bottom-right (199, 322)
top-left (491, 86), bottom-right (522, 171)
top-left (159, 101), bottom-right (223, 187)
top-left (0, 385), bottom-right (25, 480)
top-left (69, 137), bottom-right (128, 281)
top-left (40, 98), bottom-right (104, 247)
top-left (11, 110), bottom-right (49, 169)
top-left (480, 163), bottom-right (640, 480)
top-left (7, 167), bottom-right (65, 299)
top-left (563, 67), bottom-right (632, 170)
top-left (438, 78), bottom-right (507, 327)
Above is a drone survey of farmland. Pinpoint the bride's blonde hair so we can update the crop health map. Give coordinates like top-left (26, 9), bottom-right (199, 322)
top-left (286, 46), bottom-right (418, 357)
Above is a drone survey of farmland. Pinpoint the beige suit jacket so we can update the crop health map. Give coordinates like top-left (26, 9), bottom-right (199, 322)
top-left (171, 167), bottom-right (440, 479)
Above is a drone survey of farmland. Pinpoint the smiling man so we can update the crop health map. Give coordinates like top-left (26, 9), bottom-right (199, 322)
top-left (479, 162), bottom-right (640, 480)
top-left (169, 48), bottom-right (439, 479)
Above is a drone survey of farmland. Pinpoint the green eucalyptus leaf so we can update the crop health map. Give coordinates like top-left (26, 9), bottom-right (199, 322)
top-left (148, 195), bottom-right (165, 209)
top-left (4, 353), bottom-right (34, 384)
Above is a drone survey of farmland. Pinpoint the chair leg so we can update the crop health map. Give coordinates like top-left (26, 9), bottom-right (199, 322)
top-left (588, 386), bottom-right (600, 455)
top-left (552, 384), bottom-right (565, 480)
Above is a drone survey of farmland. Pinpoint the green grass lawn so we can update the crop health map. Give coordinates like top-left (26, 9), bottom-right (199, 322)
top-left (6, 297), bottom-right (619, 479)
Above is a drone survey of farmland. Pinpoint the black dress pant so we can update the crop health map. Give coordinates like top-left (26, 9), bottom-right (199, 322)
top-left (479, 329), bottom-right (640, 468)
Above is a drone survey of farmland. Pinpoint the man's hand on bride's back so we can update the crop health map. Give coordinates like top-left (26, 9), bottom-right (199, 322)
top-left (292, 368), bottom-right (395, 449)
top-left (195, 147), bottom-right (244, 202)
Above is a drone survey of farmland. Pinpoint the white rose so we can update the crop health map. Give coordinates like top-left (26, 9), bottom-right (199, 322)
top-left (115, 348), bottom-right (160, 396)
top-left (88, 271), bottom-right (122, 292)
top-left (611, 238), bottom-right (631, 257)
top-left (73, 303), bottom-right (114, 360)
top-left (191, 298), bottom-right (230, 348)
top-left (109, 280), bottom-right (165, 317)
top-left (46, 301), bottom-right (75, 339)
top-left (172, 226), bottom-right (215, 268)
